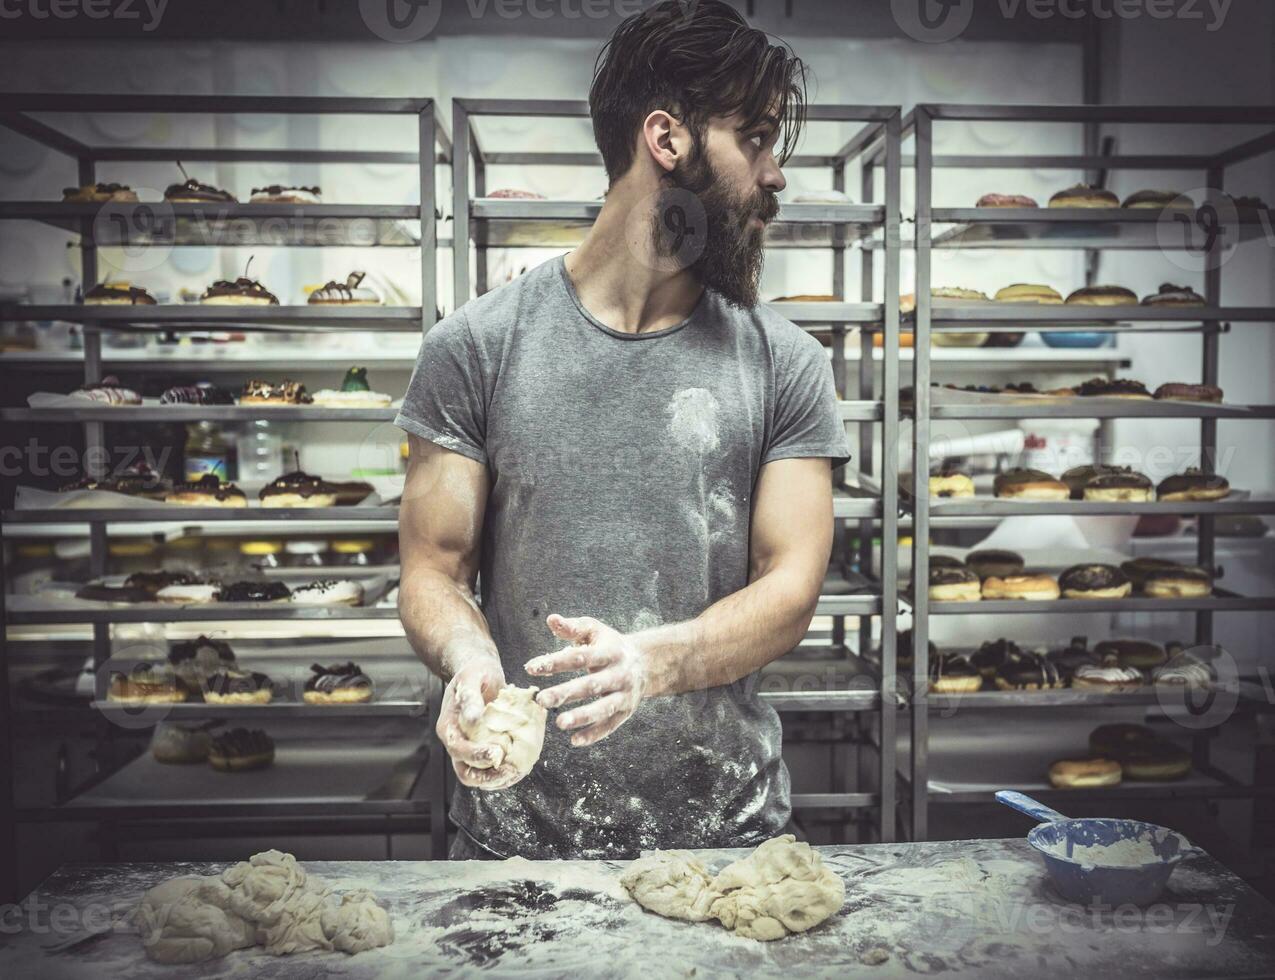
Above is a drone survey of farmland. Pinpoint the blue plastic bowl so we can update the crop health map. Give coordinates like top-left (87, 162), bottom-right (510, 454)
top-left (1040, 331), bottom-right (1110, 348)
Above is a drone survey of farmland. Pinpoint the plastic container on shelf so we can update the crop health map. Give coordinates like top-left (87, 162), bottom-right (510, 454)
top-left (237, 420), bottom-right (285, 486)
top-left (239, 539), bottom-right (284, 570)
top-left (1040, 332), bottom-right (1112, 349)
top-left (284, 539), bottom-right (328, 567)
top-left (330, 538), bottom-right (377, 566)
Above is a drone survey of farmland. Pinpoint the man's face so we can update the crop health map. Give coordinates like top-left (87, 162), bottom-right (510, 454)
top-left (652, 112), bottom-right (787, 309)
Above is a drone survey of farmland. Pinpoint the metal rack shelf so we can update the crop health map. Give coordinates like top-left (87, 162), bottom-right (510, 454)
top-left (929, 304), bottom-right (1275, 326)
top-left (1, 406), bottom-right (401, 423)
top-left (929, 207), bottom-right (1274, 250)
top-left (925, 681), bottom-right (1270, 711)
top-left (90, 699), bottom-right (427, 720)
top-left (0, 305), bottom-right (424, 331)
top-left (925, 497), bottom-right (1275, 517)
top-left (919, 593), bottom-right (1275, 615)
top-left (928, 400), bottom-right (1275, 420)
top-left (3, 507), bottom-right (402, 524)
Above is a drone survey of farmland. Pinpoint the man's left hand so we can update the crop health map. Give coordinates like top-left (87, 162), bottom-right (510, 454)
top-left (526, 614), bottom-right (647, 747)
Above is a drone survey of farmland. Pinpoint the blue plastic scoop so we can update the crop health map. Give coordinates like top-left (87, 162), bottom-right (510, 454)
top-left (996, 790), bottom-right (1203, 906)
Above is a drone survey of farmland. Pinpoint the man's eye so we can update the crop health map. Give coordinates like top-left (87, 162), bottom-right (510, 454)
top-left (746, 133), bottom-right (765, 150)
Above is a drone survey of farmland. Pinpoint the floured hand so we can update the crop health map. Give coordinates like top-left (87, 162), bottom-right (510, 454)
top-left (437, 655), bottom-right (526, 790)
top-left (527, 614), bottom-right (647, 746)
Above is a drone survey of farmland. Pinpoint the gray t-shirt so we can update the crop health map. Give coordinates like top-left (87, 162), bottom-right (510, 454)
top-left (396, 255), bottom-right (850, 859)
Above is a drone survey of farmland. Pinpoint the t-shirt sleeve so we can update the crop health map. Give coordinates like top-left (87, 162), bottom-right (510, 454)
top-left (763, 332), bottom-right (853, 468)
top-left (394, 310), bottom-right (488, 465)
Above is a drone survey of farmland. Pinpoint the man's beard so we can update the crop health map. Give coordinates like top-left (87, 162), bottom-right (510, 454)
top-left (651, 149), bottom-right (779, 309)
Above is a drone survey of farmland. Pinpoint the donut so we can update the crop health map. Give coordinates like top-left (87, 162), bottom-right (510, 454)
top-left (1050, 636), bottom-right (1099, 679)
top-left (1082, 468), bottom-right (1153, 502)
top-left (928, 566), bottom-right (982, 602)
top-left (966, 550), bottom-right (1024, 579)
top-left (1075, 378), bottom-right (1152, 399)
top-left (303, 662), bottom-right (374, 704)
top-left (977, 193), bottom-right (1039, 208)
top-left (1157, 468), bottom-right (1230, 502)
top-left (929, 472), bottom-right (975, 498)
top-left (1059, 564), bottom-right (1132, 599)
top-left (249, 184), bottom-right (320, 204)
top-left (1142, 283), bottom-right (1206, 307)
top-left (928, 653), bottom-right (983, 693)
top-left (1064, 285), bottom-right (1139, 307)
top-left (971, 638), bottom-right (1022, 678)
top-left (259, 471), bottom-right (339, 508)
top-left (1153, 382), bottom-right (1223, 403)
top-left (63, 182), bottom-right (137, 203)
top-left (72, 376), bottom-right (142, 405)
top-left (1121, 189), bottom-right (1193, 210)
top-left (995, 651), bottom-right (1064, 691)
top-left (1121, 557), bottom-right (1186, 591)
top-left (160, 382), bottom-right (236, 405)
top-left (1061, 464), bottom-right (1118, 499)
top-left (84, 283), bottom-right (157, 306)
top-left (218, 581), bottom-right (292, 603)
top-left (1121, 739), bottom-right (1191, 781)
top-left (1090, 723), bottom-right (1157, 757)
top-left (164, 475), bottom-right (248, 507)
top-left (1143, 566), bottom-right (1213, 599)
top-left (993, 468), bottom-right (1069, 501)
top-left (1073, 657), bottom-right (1144, 691)
top-left (1153, 654), bottom-right (1214, 688)
top-left (107, 664), bottom-right (186, 704)
top-left (993, 283), bottom-right (1063, 304)
top-left (308, 272), bottom-right (381, 306)
top-left (289, 579), bottom-right (364, 606)
top-left (1048, 758), bottom-right (1122, 789)
top-left (241, 379), bottom-right (312, 405)
top-left (151, 722), bottom-right (215, 764)
top-left (208, 728), bottom-right (275, 772)
top-left (1049, 184), bottom-right (1119, 208)
top-left (204, 669), bottom-right (274, 705)
top-left (164, 177), bottom-right (236, 204)
top-left (155, 583), bottom-right (222, 604)
top-left (929, 555), bottom-right (967, 571)
top-left (981, 574), bottom-right (1061, 601)
top-left (1095, 638), bottom-right (1167, 671)
top-left (932, 286), bottom-right (989, 302)
top-left (168, 635), bottom-right (237, 690)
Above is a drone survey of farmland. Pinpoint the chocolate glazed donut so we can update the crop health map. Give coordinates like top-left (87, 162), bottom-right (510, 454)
top-left (1059, 564), bottom-right (1132, 599)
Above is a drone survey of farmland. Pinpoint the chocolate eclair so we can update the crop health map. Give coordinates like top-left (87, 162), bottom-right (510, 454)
top-left (1157, 468), bottom-right (1230, 502)
top-left (303, 661), bottom-right (374, 704)
top-left (929, 652), bottom-right (983, 693)
top-left (160, 382), bottom-right (236, 405)
top-left (208, 728), bottom-right (275, 771)
top-left (241, 379), bottom-right (312, 405)
top-left (84, 282), bottom-right (157, 306)
top-left (995, 651), bottom-right (1064, 691)
top-left (217, 581), bottom-right (292, 603)
top-left (1076, 378), bottom-right (1153, 399)
top-left (205, 668), bottom-right (274, 705)
top-left (1082, 467), bottom-right (1153, 502)
top-left (259, 471), bottom-right (339, 508)
top-left (971, 638), bottom-right (1022, 678)
top-left (1059, 563), bottom-right (1132, 599)
top-left (164, 474), bottom-right (248, 507)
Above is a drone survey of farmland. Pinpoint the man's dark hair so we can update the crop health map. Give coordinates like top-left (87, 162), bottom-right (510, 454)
top-left (589, 0), bottom-right (808, 184)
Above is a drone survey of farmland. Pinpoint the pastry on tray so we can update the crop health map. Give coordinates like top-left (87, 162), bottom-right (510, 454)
top-left (1142, 564), bottom-right (1213, 599)
top-left (208, 728), bottom-right (275, 771)
top-left (993, 283), bottom-right (1062, 304)
top-left (1153, 647), bottom-right (1215, 688)
top-left (1153, 382), bottom-right (1223, 403)
top-left (151, 721), bottom-right (217, 764)
top-left (63, 182), bottom-right (137, 203)
top-left (971, 638), bottom-right (1022, 679)
top-left (994, 650), bottom-right (1064, 691)
top-left (303, 661), bottom-right (374, 704)
top-left (164, 164), bottom-right (236, 203)
top-left (107, 662), bottom-right (185, 704)
top-left (1049, 184), bottom-right (1119, 208)
top-left (488, 188), bottom-right (545, 200)
top-left (1075, 377), bottom-right (1152, 399)
top-left (312, 367), bottom-right (393, 408)
top-left (168, 635), bottom-right (238, 690)
top-left (1072, 656), bottom-right (1144, 692)
top-left (1064, 285), bottom-right (1138, 307)
top-left (249, 184), bottom-right (320, 204)
top-left (259, 471), bottom-right (339, 508)
top-left (1081, 467), bottom-right (1153, 502)
top-left (200, 259), bottom-right (279, 305)
top-left (205, 668), bottom-right (274, 705)
top-left (1120, 557), bottom-right (1187, 591)
top-left (61, 462), bottom-right (169, 498)
top-left (84, 282), bottom-right (157, 306)
top-left (1048, 758), bottom-right (1122, 789)
top-left (976, 193), bottom-right (1039, 208)
top-left (928, 652), bottom-right (982, 693)
top-left (1156, 467), bottom-right (1230, 502)
top-left (1122, 189), bottom-right (1193, 210)
top-left (218, 581), bottom-right (292, 603)
top-left (966, 550), bottom-right (1024, 579)
top-left (124, 570), bottom-right (198, 598)
top-left (1094, 638), bottom-right (1167, 672)
top-left (160, 382), bottom-right (236, 405)
top-left (928, 565), bottom-right (982, 602)
top-left (982, 573), bottom-right (1061, 601)
top-left (241, 379), bottom-right (312, 405)
top-left (289, 579), bottom-right (364, 606)
top-left (1059, 563), bottom-right (1132, 599)
top-left (70, 375), bottom-right (141, 405)
top-left (155, 582), bottom-right (222, 604)
top-left (1142, 283), bottom-right (1206, 307)
top-left (307, 271), bottom-right (381, 306)
top-left (993, 468), bottom-right (1068, 501)
top-left (164, 474), bottom-right (248, 507)
top-left (928, 470), bottom-right (974, 499)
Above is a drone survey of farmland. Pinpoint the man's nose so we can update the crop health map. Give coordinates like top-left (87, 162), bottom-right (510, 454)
top-left (761, 158), bottom-right (786, 194)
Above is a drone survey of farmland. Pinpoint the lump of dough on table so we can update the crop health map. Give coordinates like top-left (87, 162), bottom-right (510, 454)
top-left (221, 849), bottom-right (324, 930)
top-left (460, 685), bottom-right (548, 776)
top-left (322, 888), bottom-right (396, 953)
top-left (132, 876), bottom-right (256, 964)
top-left (708, 835), bottom-right (846, 941)
top-left (620, 851), bottom-right (721, 922)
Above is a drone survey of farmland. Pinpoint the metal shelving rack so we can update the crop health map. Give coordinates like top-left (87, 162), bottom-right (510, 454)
top-left (905, 103), bottom-right (1275, 840)
top-left (0, 95), bottom-right (453, 889)
top-left (451, 99), bottom-right (904, 841)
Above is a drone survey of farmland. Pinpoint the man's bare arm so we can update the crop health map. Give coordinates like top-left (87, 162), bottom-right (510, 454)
top-left (528, 456), bottom-right (833, 745)
top-left (398, 433), bottom-right (523, 789)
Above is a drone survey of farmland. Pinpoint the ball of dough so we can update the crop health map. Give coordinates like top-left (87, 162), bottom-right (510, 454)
top-left (321, 888), bottom-right (396, 953)
top-left (221, 849), bottom-right (320, 928)
top-left (708, 835), bottom-right (846, 941)
top-left (459, 685), bottom-right (548, 776)
top-left (132, 876), bottom-right (256, 964)
top-left (620, 851), bottom-right (720, 922)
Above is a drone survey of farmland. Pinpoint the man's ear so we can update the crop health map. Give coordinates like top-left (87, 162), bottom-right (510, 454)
top-left (640, 109), bottom-right (684, 175)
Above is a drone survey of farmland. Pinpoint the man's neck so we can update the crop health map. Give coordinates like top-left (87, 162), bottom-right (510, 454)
top-left (563, 183), bottom-right (704, 335)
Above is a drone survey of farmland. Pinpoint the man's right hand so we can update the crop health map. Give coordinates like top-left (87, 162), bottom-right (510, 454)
top-left (436, 656), bottom-right (525, 791)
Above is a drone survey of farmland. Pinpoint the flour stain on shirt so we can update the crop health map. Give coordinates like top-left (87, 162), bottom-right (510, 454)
top-left (665, 388), bottom-right (721, 455)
